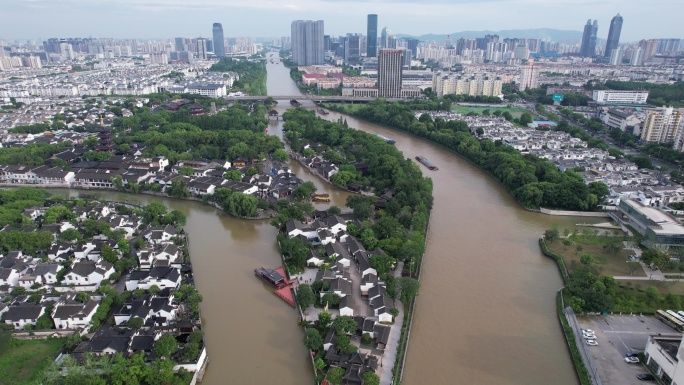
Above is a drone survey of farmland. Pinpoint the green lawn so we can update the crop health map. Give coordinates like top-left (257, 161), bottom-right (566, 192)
top-left (547, 232), bottom-right (644, 277)
top-left (0, 338), bottom-right (65, 385)
top-left (450, 105), bottom-right (530, 118)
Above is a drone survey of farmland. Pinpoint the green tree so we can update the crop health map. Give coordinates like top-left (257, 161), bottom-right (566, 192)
top-left (224, 170), bottom-right (242, 181)
top-left (35, 311), bottom-right (55, 329)
top-left (60, 228), bottom-right (83, 242)
top-left (332, 315), bottom-right (356, 335)
top-left (177, 166), bottom-right (194, 176)
top-left (163, 209), bottom-right (187, 227)
top-left (296, 284), bottom-right (315, 309)
top-left (225, 193), bottom-right (259, 217)
top-left (127, 317), bottom-right (144, 329)
top-left (168, 179), bottom-right (190, 198)
top-left (317, 311), bottom-right (332, 329)
top-left (272, 149), bottom-right (289, 162)
top-left (314, 357), bottom-right (326, 372)
top-left (142, 202), bottom-right (168, 226)
top-left (397, 276), bottom-right (420, 304)
top-left (362, 372), bottom-right (380, 385)
top-left (580, 254), bottom-right (595, 265)
top-left (519, 112), bottom-right (533, 126)
top-left (111, 175), bottom-right (124, 191)
top-left (641, 249), bottom-right (668, 267)
top-left (293, 181), bottom-right (317, 201)
top-left (569, 296), bottom-right (585, 313)
top-left (544, 227), bottom-right (560, 241)
top-left (101, 244), bottom-right (119, 264)
top-left (303, 327), bottom-right (323, 351)
top-left (326, 367), bottom-right (345, 385)
top-left (43, 205), bottom-right (75, 224)
top-left (152, 334), bottom-right (178, 358)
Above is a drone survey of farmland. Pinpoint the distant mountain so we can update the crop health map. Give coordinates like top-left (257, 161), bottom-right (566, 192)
top-left (396, 29), bottom-right (582, 43)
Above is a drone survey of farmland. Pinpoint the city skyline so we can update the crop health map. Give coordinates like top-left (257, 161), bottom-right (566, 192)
top-left (3, 0), bottom-right (682, 42)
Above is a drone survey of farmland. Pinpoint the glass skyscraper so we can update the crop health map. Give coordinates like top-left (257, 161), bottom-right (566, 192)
top-left (212, 23), bottom-right (225, 58)
top-left (604, 14), bottom-right (623, 58)
top-left (367, 14), bottom-right (378, 57)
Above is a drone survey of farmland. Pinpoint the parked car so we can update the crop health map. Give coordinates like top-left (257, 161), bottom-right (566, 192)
top-left (582, 329), bottom-right (595, 334)
top-left (585, 339), bottom-right (598, 346)
top-left (626, 352), bottom-right (640, 358)
top-left (625, 357), bottom-right (640, 364)
top-left (636, 374), bottom-right (655, 381)
top-left (583, 333), bottom-right (596, 339)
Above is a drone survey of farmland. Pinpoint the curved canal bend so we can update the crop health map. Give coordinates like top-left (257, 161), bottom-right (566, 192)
top-left (46, 55), bottom-right (600, 385)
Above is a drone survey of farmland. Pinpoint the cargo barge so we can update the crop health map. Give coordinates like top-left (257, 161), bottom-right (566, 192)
top-left (317, 108), bottom-right (329, 115)
top-left (290, 99), bottom-right (301, 107)
top-left (374, 134), bottom-right (396, 145)
top-left (415, 156), bottom-right (438, 171)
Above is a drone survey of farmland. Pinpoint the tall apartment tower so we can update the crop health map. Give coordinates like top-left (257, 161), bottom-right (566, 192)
top-left (378, 49), bottom-right (403, 98)
top-left (212, 23), bottom-right (225, 58)
top-left (641, 107), bottom-right (684, 149)
top-left (609, 48), bottom-right (623, 65)
top-left (638, 39), bottom-right (660, 62)
top-left (367, 14), bottom-right (378, 57)
top-left (380, 27), bottom-right (390, 49)
top-left (175, 38), bottom-right (185, 52)
top-left (519, 59), bottom-right (539, 90)
top-left (195, 38), bottom-right (207, 60)
top-left (604, 14), bottom-right (623, 58)
top-left (580, 19), bottom-right (598, 57)
top-left (291, 20), bottom-right (325, 65)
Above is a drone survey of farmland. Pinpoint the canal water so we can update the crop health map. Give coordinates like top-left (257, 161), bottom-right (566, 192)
top-left (46, 53), bottom-right (600, 385)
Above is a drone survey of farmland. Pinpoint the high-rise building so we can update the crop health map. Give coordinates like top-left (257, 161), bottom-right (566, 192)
top-left (580, 19), bottom-right (598, 57)
top-left (658, 39), bottom-right (681, 53)
top-left (609, 48), bottom-right (623, 65)
top-left (212, 23), bottom-right (225, 58)
top-left (195, 38), bottom-right (207, 60)
top-left (630, 47), bottom-right (643, 66)
top-left (519, 59), bottom-right (538, 90)
top-left (513, 44), bottom-right (530, 60)
top-left (291, 20), bottom-right (325, 65)
top-left (387, 35), bottom-right (397, 49)
top-left (638, 39), bottom-right (660, 62)
top-left (378, 49), bottom-right (403, 98)
top-left (175, 37), bottom-right (185, 52)
top-left (405, 38), bottom-right (420, 58)
top-left (367, 14), bottom-right (378, 57)
top-left (604, 14), bottom-right (623, 58)
top-left (640, 107), bottom-right (684, 149)
top-left (380, 27), bottom-right (390, 49)
top-left (345, 34), bottom-right (361, 64)
top-left (59, 42), bottom-right (75, 60)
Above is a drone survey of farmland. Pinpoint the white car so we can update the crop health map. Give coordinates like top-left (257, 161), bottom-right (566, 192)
top-left (625, 357), bottom-right (640, 364)
top-left (582, 329), bottom-right (595, 334)
top-left (583, 333), bottom-right (596, 339)
top-left (585, 339), bottom-right (599, 346)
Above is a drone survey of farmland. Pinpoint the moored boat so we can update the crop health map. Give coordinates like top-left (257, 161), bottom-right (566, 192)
top-left (415, 156), bottom-right (438, 171)
top-left (374, 133), bottom-right (396, 145)
top-left (290, 99), bottom-right (301, 107)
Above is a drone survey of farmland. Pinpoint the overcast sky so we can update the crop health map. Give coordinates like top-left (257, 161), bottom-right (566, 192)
top-left (3, 0), bottom-right (682, 42)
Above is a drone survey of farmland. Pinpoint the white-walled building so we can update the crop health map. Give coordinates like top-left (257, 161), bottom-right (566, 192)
top-left (644, 335), bottom-right (684, 384)
top-left (592, 90), bottom-right (649, 104)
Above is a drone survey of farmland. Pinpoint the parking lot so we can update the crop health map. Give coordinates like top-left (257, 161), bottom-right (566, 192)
top-left (577, 315), bottom-right (679, 385)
